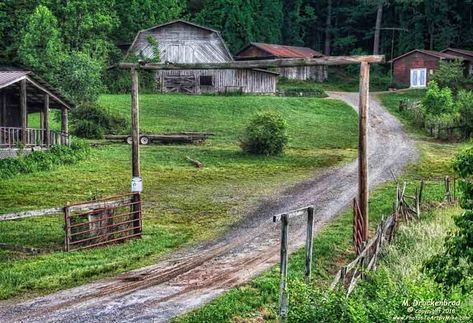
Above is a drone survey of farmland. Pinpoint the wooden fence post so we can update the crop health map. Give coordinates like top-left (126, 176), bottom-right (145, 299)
top-left (305, 207), bottom-right (315, 283)
top-left (358, 61), bottom-right (370, 242)
top-left (279, 214), bottom-right (289, 319)
top-left (415, 187), bottom-right (420, 218)
top-left (64, 202), bottom-right (71, 252)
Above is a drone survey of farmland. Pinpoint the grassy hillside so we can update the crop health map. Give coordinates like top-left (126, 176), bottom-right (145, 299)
top-left (0, 94), bottom-right (358, 300)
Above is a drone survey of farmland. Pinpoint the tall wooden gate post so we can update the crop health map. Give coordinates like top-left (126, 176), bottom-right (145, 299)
top-left (131, 68), bottom-right (142, 235)
top-left (279, 213), bottom-right (289, 319)
top-left (358, 62), bottom-right (370, 241)
top-left (305, 207), bottom-right (314, 282)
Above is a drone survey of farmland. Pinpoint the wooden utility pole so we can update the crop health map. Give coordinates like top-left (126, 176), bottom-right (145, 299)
top-left (358, 62), bottom-right (370, 241)
top-left (130, 68), bottom-right (142, 235)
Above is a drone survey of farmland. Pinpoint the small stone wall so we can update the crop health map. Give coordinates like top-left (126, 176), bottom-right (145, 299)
top-left (0, 147), bottom-right (42, 160)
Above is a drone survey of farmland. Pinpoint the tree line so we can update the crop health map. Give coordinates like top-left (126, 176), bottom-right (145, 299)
top-left (1, 0), bottom-right (473, 102)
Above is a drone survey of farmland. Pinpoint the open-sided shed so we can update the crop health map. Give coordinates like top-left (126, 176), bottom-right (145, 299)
top-left (0, 68), bottom-right (72, 150)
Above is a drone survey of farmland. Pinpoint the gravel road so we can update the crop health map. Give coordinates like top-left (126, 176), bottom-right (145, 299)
top-left (0, 92), bottom-right (418, 323)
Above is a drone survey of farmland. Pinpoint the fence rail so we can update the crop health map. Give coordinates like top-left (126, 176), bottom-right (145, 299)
top-left (0, 193), bottom-right (142, 252)
top-left (0, 127), bottom-right (68, 148)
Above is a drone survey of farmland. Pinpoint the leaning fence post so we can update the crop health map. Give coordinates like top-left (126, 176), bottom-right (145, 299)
top-left (415, 187), bottom-right (420, 218)
top-left (279, 214), bottom-right (289, 319)
top-left (305, 207), bottom-right (315, 283)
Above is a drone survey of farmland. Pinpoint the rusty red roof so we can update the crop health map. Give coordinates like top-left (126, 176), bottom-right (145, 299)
top-left (236, 43), bottom-right (323, 59)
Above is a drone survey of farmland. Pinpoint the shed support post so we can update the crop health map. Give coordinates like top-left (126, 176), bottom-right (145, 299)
top-left (131, 68), bottom-right (142, 236)
top-left (1, 92), bottom-right (6, 126)
top-left (20, 79), bottom-right (27, 145)
top-left (61, 108), bottom-right (68, 145)
top-left (359, 62), bottom-right (370, 241)
top-left (305, 207), bottom-right (314, 283)
top-left (44, 94), bottom-right (50, 147)
top-left (279, 214), bottom-right (289, 319)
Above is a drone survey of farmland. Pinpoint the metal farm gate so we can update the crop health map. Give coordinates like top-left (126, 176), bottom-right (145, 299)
top-left (64, 193), bottom-right (142, 251)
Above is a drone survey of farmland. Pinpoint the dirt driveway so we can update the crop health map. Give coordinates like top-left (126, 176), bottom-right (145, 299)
top-left (0, 92), bottom-right (417, 322)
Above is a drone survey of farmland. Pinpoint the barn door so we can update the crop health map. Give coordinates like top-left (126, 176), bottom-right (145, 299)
top-left (163, 75), bottom-right (197, 93)
top-left (410, 68), bottom-right (427, 88)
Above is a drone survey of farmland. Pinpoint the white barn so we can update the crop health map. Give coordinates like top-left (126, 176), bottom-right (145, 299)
top-left (127, 20), bottom-right (278, 94)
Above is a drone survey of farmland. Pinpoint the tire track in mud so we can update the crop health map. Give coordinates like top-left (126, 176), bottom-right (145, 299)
top-left (0, 93), bottom-right (418, 322)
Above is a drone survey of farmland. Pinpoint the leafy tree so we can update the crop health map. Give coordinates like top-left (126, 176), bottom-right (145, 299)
top-left (58, 52), bottom-right (104, 104)
top-left (457, 90), bottom-right (473, 138)
top-left (432, 59), bottom-right (467, 93)
top-left (17, 5), bottom-right (65, 82)
top-left (115, 0), bottom-right (183, 43)
top-left (425, 147), bottom-right (473, 293)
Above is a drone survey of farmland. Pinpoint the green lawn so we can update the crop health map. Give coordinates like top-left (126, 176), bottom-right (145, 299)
top-left (0, 94), bottom-right (358, 300)
top-left (176, 90), bottom-right (471, 322)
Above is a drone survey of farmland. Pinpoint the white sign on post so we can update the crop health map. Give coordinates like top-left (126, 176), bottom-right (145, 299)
top-left (131, 177), bottom-right (143, 193)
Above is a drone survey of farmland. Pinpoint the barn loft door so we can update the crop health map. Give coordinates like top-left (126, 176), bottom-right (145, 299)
top-left (163, 75), bottom-right (197, 93)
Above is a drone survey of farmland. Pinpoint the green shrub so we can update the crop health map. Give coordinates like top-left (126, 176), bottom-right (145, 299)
top-left (70, 102), bottom-right (129, 138)
top-left (240, 112), bottom-right (288, 156)
top-left (422, 81), bottom-right (455, 116)
top-left (0, 139), bottom-right (90, 179)
top-left (74, 120), bottom-right (105, 139)
top-left (432, 59), bottom-right (466, 93)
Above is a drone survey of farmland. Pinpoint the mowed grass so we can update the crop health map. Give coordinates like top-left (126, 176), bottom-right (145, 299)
top-left (176, 90), bottom-right (468, 322)
top-left (0, 94), bottom-right (358, 300)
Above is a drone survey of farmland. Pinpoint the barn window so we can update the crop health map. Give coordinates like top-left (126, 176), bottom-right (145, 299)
top-left (200, 75), bottom-right (213, 86)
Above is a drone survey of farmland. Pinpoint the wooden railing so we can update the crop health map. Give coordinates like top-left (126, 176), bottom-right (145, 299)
top-left (0, 127), bottom-right (68, 148)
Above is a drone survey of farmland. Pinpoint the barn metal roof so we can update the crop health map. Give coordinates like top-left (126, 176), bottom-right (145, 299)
top-left (389, 49), bottom-right (462, 63)
top-left (0, 68), bottom-right (73, 109)
top-left (441, 48), bottom-right (473, 59)
top-left (236, 43), bottom-right (323, 59)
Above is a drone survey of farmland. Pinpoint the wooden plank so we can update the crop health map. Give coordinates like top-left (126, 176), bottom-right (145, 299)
top-left (358, 61), bottom-right (370, 241)
top-left (0, 207), bottom-right (63, 221)
top-left (273, 206), bottom-right (309, 222)
top-left (279, 214), bottom-right (289, 318)
top-left (117, 55), bottom-right (385, 70)
top-left (305, 207), bottom-right (315, 283)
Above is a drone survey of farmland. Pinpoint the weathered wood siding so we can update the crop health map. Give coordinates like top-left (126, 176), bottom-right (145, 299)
top-left (156, 69), bottom-right (277, 94)
top-left (130, 21), bottom-right (232, 63)
top-left (393, 52), bottom-right (440, 86)
top-left (276, 66), bottom-right (328, 81)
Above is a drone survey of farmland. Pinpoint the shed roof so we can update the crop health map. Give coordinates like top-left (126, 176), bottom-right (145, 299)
top-left (0, 68), bottom-right (73, 110)
top-left (389, 49), bottom-right (462, 63)
top-left (441, 48), bottom-right (473, 59)
top-left (236, 43), bottom-right (323, 59)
